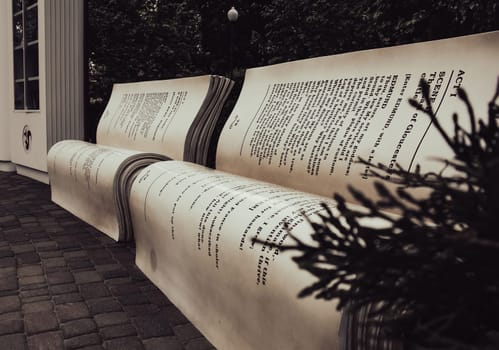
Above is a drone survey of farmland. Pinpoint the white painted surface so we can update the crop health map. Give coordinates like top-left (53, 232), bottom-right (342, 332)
top-left (0, 1), bottom-right (12, 164)
top-left (2, 0), bottom-right (84, 181)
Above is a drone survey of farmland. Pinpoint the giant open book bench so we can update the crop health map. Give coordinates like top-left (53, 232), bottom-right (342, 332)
top-left (48, 31), bottom-right (499, 349)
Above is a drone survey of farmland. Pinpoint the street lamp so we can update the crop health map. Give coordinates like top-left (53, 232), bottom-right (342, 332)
top-left (227, 6), bottom-right (238, 77)
top-left (227, 6), bottom-right (239, 22)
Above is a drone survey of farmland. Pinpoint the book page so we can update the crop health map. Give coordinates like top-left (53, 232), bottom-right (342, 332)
top-left (131, 161), bottom-right (347, 350)
top-left (96, 75), bottom-right (212, 160)
top-left (48, 140), bottom-right (142, 240)
top-left (217, 31), bottom-right (499, 202)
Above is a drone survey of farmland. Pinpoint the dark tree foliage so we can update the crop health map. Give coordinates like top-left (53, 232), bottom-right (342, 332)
top-left (86, 0), bottom-right (499, 140)
top-left (257, 0), bottom-right (499, 64)
top-left (277, 79), bottom-right (499, 349)
top-left (87, 0), bottom-right (203, 140)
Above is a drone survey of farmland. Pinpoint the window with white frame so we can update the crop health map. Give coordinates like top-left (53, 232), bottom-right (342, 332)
top-left (13, 0), bottom-right (39, 110)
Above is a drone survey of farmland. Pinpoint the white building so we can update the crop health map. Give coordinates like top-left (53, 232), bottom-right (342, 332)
top-left (0, 0), bottom-right (85, 183)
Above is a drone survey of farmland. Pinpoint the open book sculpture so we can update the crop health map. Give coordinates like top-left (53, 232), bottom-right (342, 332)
top-left (48, 75), bottom-right (234, 241)
top-left (129, 32), bottom-right (498, 349)
top-left (49, 31), bottom-right (498, 349)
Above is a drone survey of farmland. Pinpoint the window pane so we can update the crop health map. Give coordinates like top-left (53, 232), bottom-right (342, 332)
top-left (13, 0), bottom-right (39, 111)
top-left (14, 48), bottom-right (24, 80)
top-left (13, 14), bottom-right (23, 47)
top-left (26, 44), bottom-right (38, 77)
top-left (25, 7), bottom-right (38, 43)
top-left (12, 0), bottom-right (22, 13)
top-left (27, 80), bottom-right (39, 110)
top-left (14, 82), bottom-right (24, 109)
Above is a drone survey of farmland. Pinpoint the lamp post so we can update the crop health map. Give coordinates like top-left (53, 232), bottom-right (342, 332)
top-left (227, 6), bottom-right (238, 77)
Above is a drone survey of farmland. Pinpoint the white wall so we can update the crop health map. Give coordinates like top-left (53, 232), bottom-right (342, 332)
top-left (3, 0), bottom-right (84, 182)
top-left (7, 0), bottom-right (49, 174)
top-left (0, 0), bottom-right (14, 171)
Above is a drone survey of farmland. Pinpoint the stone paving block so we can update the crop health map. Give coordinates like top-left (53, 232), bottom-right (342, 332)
top-left (104, 277), bottom-right (131, 285)
top-left (160, 305), bottom-right (189, 326)
top-left (0, 266), bottom-right (16, 278)
top-left (53, 292), bottom-right (83, 304)
top-left (0, 333), bottom-right (27, 350)
top-left (144, 336), bottom-right (183, 350)
top-left (0, 319), bottom-right (24, 335)
top-left (56, 302), bottom-right (90, 322)
top-left (88, 249), bottom-right (111, 259)
top-left (173, 324), bottom-right (203, 343)
top-left (62, 318), bottom-right (97, 338)
top-left (145, 290), bottom-right (172, 306)
top-left (109, 284), bottom-right (141, 296)
top-left (38, 250), bottom-right (63, 259)
top-left (34, 241), bottom-right (58, 251)
top-left (0, 249), bottom-right (14, 258)
top-left (20, 288), bottom-right (49, 300)
top-left (17, 265), bottom-right (43, 277)
top-left (0, 215), bottom-right (16, 223)
top-left (100, 323), bottom-right (137, 340)
top-left (63, 250), bottom-right (87, 259)
top-left (60, 219), bottom-right (81, 226)
top-left (3, 227), bottom-right (24, 234)
top-left (11, 243), bottom-right (35, 254)
top-left (44, 265), bottom-right (70, 273)
top-left (87, 297), bottom-right (122, 315)
top-left (185, 337), bottom-right (214, 350)
top-left (19, 216), bottom-right (37, 224)
top-left (101, 268), bottom-right (129, 280)
top-left (74, 270), bottom-right (102, 284)
top-left (113, 252), bottom-right (135, 263)
top-left (123, 304), bottom-right (160, 318)
top-left (117, 293), bottom-right (149, 306)
top-left (23, 300), bottom-right (53, 314)
top-left (44, 226), bottom-right (64, 234)
top-left (129, 267), bottom-right (148, 282)
top-left (105, 336), bottom-right (143, 350)
top-left (132, 313), bottom-right (174, 339)
top-left (49, 283), bottom-right (78, 295)
top-left (21, 295), bottom-right (51, 304)
top-left (27, 331), bottom-right (64, 350)
top-left (0, 257), bottom-right (16, 268)
top-left (0, 295), bottom-right (21, 314)
top-left (107, 246), bottom-right (130, 254)
top-left (30, 233), bottom-right (50, 241)
top-left (58, 240), bottom-right (81, 250)
top-left (47, 270), bottom-right (74, 285)
top-left (97, 235), bottom-right (116, 245)
top-left (0, 275), bottom-right (18, 292)
top-left (0, 311), bottom-right (22, 322)
top-left (68, 259), bottom-right (93, 270)
top-left (79, 283), bottom-right (111, 299)
top-left (94, 312), bottom-right (129, 328)
top-left (25, 311), bottom-right (59, 334)
top-left (0, 289), bottom-right (19, 297)
top-left (38, 215), bottom-right (57, 222)
top-left (42, 257), bottom-right (66, 268)
top-left (17, 252), bottom-right (40, 264)
top-left (19, 275), bottom-right (46, 286)
top-left (5, 234), bottom-right (28, 244)
top-left (95, 263), bottom-right (122, 272)
top-left (93, 258), bottom-right (116, 265)
top-left (80, 238), bottom-right (100, 247)
top-left (64, 333), bottom-right (102, 349)
top-left (78, 346), bottom-right (104, 350)
top-left (20, 282), bottom-right (47, 291)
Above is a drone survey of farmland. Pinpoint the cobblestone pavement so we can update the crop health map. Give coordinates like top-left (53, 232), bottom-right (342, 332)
top-left (0, 171), bottom-right (215, 350)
